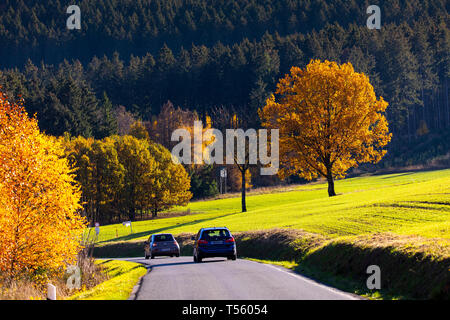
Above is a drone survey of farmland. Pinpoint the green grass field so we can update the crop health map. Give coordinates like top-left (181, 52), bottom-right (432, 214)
top-left (92, 169), bottom-right (450, 244)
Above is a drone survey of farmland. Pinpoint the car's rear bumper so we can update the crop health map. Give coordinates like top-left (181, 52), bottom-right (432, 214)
top-left (151, 249), bottom-right (179, 256)
top-left (198, 247), bottom-right (236, 257)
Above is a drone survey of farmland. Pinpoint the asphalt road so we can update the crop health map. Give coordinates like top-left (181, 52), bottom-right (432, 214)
top-left (124, 256), bottom-right (359, 300)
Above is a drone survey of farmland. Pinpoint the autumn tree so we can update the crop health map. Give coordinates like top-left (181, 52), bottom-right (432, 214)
top-left (260, 60), bottom-right (391, 196)
top-left (0, 90), bottom-right (86, 279)
top-left (129, 120), bottom-right (150, 141)
top-left (211, 106), bottom-right (255, 212)
top-left (62, 135), bottom-right (96, 223)
top-left (147, 100), bottom-right (197, 150)
top-left (62, 133), bottom-right (192, 223)
top-left (150, 101), bottom-right (218, 199)
top-left (90, 139), bottom-right (125, 223)
top-left (115, 105), bottom-right (137, 135)
top-left (111, 135), bottom-right (155, 221)
top-left (147, 143), bottom-right (192, 217)
top-left (62, 135), bottom-right (125, 224)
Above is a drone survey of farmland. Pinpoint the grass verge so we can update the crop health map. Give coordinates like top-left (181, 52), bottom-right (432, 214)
top-left (67, 259), bottom-right (147, 300)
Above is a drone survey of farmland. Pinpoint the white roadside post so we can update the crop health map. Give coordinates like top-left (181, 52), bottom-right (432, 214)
top-left (47, 283), bottom-right (57, 300)
top-left (94, 222), bottom-right (100, 241)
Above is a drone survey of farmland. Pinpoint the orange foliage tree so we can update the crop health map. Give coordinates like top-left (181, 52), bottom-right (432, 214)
top-left (260, 60), bottom-right (391, 196)
top-left (0, 90), bottom-right (86, 279)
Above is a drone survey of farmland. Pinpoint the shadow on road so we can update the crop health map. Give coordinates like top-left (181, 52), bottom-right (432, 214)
top-left (147, 258), bottom-right (227, 268)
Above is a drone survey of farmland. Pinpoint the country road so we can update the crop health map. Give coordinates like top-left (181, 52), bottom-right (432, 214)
top-left (121, 256), bottom-right (360, 300)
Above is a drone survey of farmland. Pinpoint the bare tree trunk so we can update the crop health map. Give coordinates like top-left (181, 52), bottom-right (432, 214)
top-left (241, 168), bottom-right (247, 212)
top-left (152, 204), bottom-right (158, 218)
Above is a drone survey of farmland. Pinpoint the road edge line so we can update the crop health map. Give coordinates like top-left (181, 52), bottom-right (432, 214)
top-left (128, 262), bottom-right (152, 300)
top-left (244, 258), bottom-right (363, 300)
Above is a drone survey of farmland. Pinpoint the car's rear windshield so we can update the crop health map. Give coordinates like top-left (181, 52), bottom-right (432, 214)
top-left (153, 234), bottom-right (174, 242)
top-left (201, 229), bottom-right (230, 240)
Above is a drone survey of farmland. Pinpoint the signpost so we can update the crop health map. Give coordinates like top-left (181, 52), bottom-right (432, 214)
top-left (123, 220), bottom-right (133, 234)
top-left (94, 222), bottom-right (100, 241)
top-left (219, 167), bottom-right (227, 194)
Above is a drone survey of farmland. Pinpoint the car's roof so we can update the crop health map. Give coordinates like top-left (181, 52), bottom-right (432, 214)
top-left (200, 227), bottom-right (229, 231)
top-left (152, 233), bottom-right (173, 236)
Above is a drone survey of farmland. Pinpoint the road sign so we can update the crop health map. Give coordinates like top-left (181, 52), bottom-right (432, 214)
top-left (123, 221), bottom-right (131, 227)
top-left (123, 220), bottom-right (133, 233)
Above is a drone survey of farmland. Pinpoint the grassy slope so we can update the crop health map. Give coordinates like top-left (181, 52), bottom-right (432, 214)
top-left (91, 170), bottom-right (450, 299)
top-left (93, 169), bottom-right (450, 243)
top-left (67, 259), bottom-right (147, 300)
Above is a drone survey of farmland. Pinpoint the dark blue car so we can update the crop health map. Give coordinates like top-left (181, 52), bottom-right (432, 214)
top-left (192, 227), bottom-right (237, 263)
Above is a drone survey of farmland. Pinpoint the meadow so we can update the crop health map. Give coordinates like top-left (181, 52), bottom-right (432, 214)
top-left (93, 169), bottom-right (450, 244)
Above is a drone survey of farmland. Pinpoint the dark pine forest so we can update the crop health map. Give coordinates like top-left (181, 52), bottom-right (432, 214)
top-left (0, 0), bottom-right (449, 172)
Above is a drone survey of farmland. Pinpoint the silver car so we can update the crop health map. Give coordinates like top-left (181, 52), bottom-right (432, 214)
top-left (145, 233), bottom-right (180, 259)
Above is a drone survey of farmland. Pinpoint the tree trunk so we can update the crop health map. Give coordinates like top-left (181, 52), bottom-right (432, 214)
top-left (326, 168), bottom-right (336, 197)
top-left (152, 205), bottom-right (158, 218)
top-left (241, 168), bottom-right (247, 212)
top-left (446, 78), bottom-right (449, 127)
top-left (129, 207), bottom-right (135, 221)
top-left (437, 88), bottom-right (441, 129)
top-left (407, 108), bottom-right (411, 143)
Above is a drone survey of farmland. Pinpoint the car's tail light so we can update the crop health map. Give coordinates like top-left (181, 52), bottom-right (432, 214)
top-left (174, 241), bottom-right (178, 245)
top-left (152, 243), bottom-right (157, 247)
top-left (198, 239), bottom-right (208, 244)
top-left (225, 237), bottom-right (235, 243)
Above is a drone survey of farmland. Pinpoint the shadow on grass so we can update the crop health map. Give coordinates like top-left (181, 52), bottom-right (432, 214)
top-left (380, 172), bottom-right (414, 179)
top-left (97, 211), bottom-right (240, 244)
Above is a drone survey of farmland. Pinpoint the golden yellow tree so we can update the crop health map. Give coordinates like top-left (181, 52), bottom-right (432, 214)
top-left (0, 90), bottom-right (86, 279)
top-left (147, 142), bottom-right (192, 218)
top-left (260, 60), bottom-right (391, 196)
top-left (129, 120), bottom-right (150, 141)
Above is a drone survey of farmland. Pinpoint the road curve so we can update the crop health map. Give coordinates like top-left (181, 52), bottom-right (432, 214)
top-left (123, 256), bottom-right (359, 300)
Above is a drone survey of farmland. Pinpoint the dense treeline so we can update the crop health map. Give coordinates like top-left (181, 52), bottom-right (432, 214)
top-left (1, 0), bottom-right (447, 68)
top-left (61, 131), bottom-right (192, 224)
top-left (2, 20), bottom-right (449, 138)
top-left (0, 0), bottom-right (448, 181)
